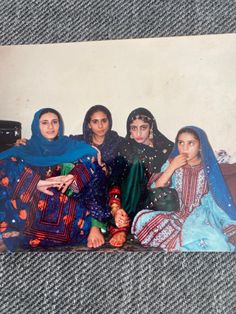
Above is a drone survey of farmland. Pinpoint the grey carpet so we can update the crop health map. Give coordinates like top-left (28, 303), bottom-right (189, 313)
top-left (1, 1), bottom-right (236, 313)
top-left (1, 0), bottom-right (236, 44)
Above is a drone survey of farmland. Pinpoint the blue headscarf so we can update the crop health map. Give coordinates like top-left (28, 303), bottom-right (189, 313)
top-left (0, 108), bottom-right (97, 166)
top-left (169, 126), bottom-right (236, 220)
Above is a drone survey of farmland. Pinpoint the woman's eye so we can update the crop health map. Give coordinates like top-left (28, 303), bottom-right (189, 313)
top-left (102, 119), bottom-right (108, 123)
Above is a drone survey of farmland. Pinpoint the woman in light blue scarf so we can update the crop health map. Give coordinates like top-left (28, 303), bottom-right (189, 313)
top-left (132, 126), bottom-right (236, 252)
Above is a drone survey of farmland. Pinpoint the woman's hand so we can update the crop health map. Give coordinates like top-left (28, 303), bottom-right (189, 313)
top-left (155, 154), bottom-right (188, 188)
top-left (113, 209), bottom-right (130, 228)
top-left (15, 138), bottom-right (27, 146)
top-left (46, 174), bottom-right (74, 193)
top-left (92, 145), bottom-right (108, 174)
top-left (37, 175), bottom-right (75, 195)
top-left (37, 179), bottom-right (62, 195)
top-left (92, 146), bottom-right (103, 166)
top-left (170, 154), bottom-right (188, 171)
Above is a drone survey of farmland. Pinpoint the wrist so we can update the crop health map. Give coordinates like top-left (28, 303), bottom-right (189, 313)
top-left (111, 203), bottom-right (120, 216)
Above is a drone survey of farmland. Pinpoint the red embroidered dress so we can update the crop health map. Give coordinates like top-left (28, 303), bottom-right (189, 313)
top-left (132, 163), bottom-right (236, 251)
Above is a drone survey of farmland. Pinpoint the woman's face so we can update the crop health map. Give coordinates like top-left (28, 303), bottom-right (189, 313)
top-left (129, 118), bottom-right (151, 145)
top-left (39, 112), bottom-right (60, 141)
top-left (177, 132), bottom-right (200, 163)
top-left (88, 111), bottom-right (109, 138)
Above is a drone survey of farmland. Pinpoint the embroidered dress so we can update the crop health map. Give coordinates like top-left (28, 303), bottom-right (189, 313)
top-left (132, 126), bottom-right (236, 252)
top-left (0, 108), bottom-right (110, 251)
top-left (109, 108), bottom-right (174, 222)
top-left (0, 156), bottom-right (109, 251)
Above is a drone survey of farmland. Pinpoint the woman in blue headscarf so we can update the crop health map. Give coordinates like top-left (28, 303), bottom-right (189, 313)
top-left (131, 126), bottom-right (236, 252)
top-left (16, 105), bottom-right (124, 175)
top-left (0, 108), bottom-right (110, 251)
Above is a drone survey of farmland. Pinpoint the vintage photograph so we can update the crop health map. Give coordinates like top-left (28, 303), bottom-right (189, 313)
top-left (0, 33), bottom-right (236, 252)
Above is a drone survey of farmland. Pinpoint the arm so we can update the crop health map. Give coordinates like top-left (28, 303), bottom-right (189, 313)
top-left (109, 186), bottom-right (130, 228)
top-left (46, 161), bottom-right (94, 195)
top-left (15, 138), bottom-right (27, 146)
top-left (111, 209), bottom-right (130, 228)
top-left (155, 154), bottom-right (188, 187)
top-left (37, 177), bottom-right (73, 195)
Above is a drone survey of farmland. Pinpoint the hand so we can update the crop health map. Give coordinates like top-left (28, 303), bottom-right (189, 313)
top-left (92, 146), bottom-right (103, 166)
top-left (91, 146), bottom-right (108, 174)
top-left (37, 179), bottom-right (64, 196)
top-left (46, 174), bottom-right (74, 193)
top-left (114, 209), bottom-right (130, 228)
top-left (15, 138), bottom-right (27, 146)
top-left (170, 154), bottom-right (188, 171)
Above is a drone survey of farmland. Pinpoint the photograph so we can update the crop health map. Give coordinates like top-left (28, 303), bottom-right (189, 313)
top-left (0, 33), bottom-right (236, 253)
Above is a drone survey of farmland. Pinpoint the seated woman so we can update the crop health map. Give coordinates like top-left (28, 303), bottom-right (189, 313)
top-left (0, 108), bottom-right (110, 252)
top-left (71, 104), bottom-right (124, 175)
top-left (131, 126), bottom-right (236, 252)
top-left (108, 107), bottom-right (174, 247)
top-left (16, 105), bottom-right (123, 173)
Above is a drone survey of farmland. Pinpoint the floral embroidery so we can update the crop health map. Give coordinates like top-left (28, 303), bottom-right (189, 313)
top-left (38, 199), bottom-right (47, 211)
top-left (19, 209), bottom-right (27, 220)
top-left (0, 177), bottom-right (9, 187)
top-left (29, 239), bottom-right (41, 247)
top-left (0, 222), bottom-right (8, 232)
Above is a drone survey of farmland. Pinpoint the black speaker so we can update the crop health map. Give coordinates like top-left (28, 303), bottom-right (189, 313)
top-left (0, 120), bottom-right (21, 152)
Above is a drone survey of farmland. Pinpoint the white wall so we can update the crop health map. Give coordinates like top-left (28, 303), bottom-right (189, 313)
top-left (0, 34), bottom-right (236, 152)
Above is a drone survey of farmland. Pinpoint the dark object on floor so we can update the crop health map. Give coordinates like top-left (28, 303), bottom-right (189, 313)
top-left (0, 120), bottom-right (21, 152)
top-left (146, 187), bottom-right (180, 212)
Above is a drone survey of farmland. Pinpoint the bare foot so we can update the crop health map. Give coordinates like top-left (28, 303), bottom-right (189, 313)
top-left (0, 240), bottom-right (7, 252)
top-left (109, 231), bottom-right (127, 248)
top-left (87, 226), bottom-right (105, 248)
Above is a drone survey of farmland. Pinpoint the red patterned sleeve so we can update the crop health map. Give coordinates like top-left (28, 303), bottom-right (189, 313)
top-left (12, 165), bottom-right (41, 202)
top-left (69, 163), bottom-right (93, 193)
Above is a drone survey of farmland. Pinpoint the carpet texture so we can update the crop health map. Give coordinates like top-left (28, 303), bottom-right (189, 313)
top-left (1, 1), bottom-right (236, 313)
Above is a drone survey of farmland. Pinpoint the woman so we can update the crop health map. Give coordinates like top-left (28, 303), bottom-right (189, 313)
top-left (16, 105), bottom-right (123, 173)
top-left (132, 126), bottom-right (236, 252)
top-left (108, 107), bottom-right (174, 247)
top-left (72, 105), bottom-right (124, 174)
top-left (0, 108), bottom-right (110, 251)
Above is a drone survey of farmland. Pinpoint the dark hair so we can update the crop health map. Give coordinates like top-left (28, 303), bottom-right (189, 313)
top-left (175, 127), bottom-right (200, 143)
top-left (82, 105), bottom-right (112, 142)
top-left (38, 108), bottom-right (63, 135)
top-left (39, 108), bottom-right (61, 120)
top-left (126, 107), bottom-right (174, 153)
top-left (126, 107), bottom-right (155, 136)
